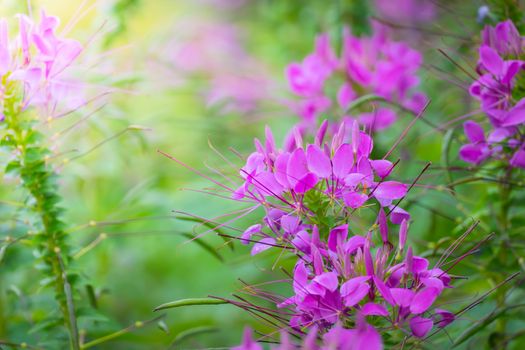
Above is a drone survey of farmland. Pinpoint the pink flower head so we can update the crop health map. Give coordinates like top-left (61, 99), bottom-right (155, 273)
top-left (286, 24), bottom-right (426, 129)
top-left (481, 20), bottom-right (524, 57)
top-left (231, 328), bottom-right (263, 350)
top-left (234, 119), bottom-right (409, 250)
top-left (0, 10), bottom-right (85, 117)
top-left (374, 0), bottom-right (436, 24)
top-left (462, 21), bottom-right (525, 168)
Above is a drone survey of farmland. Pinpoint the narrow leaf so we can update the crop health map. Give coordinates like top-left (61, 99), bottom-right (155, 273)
top-left (154, 298), bottom-right (228, 312)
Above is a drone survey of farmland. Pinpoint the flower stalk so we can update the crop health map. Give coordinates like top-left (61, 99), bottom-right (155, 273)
top-left (1, 86), bottom-right (79, 350)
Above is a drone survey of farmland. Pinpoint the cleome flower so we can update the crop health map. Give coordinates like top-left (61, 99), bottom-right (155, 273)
top-left (460, 20), bottom-right (525, 168)
top-left (277, 220), bottom-right (453, 340)
top-left (230, 212), bottom-right (462, 350)
top-left (286, 22), bottom-right (426, 130)
top-left (233, 119), bottom-right (409, 255)
top-left (0, 10), bottom-right (84, 119)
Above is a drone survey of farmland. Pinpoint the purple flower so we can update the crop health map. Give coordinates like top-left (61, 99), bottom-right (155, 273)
top-left (461, 20), bottom-right (525, 168)
top-left (324, 322), bottom-right (382, 350)
top-left (234, 120), bottom-right (409, 250)
top-left (286, 24), bottom-right (426, 129)
top-left (0, 11), bottom-right (85, 117)
top-left (409, 316), bottom-right (433, 338)
top-left (231, 328), bottom-right (263, 350)
top-left (459, 121), bottom-right (492, 164)
top-left (481, 20), bottom-right (523, 57)
top-left (374, 0), bottom-right (436, 24)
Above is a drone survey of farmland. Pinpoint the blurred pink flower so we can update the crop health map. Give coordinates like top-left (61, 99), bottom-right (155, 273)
top-left (374, 0), bottom-right (436, 24)
top-left (158, 20), bottom-right (279, 116)
top-left (286, 23), bottom-right (426, 130)
top-left (0, 10), bottom-right (85, 118)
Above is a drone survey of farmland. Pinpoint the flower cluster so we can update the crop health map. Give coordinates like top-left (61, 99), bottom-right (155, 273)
top-left (374, 0), bottom-right (436, 25)
top-left (460, 20), bottom-right (525, 168)
top-left (229, 115), bottom-right (457, 348)
top-left (232, 198), bottom-right (454, 349)
top-left (233, 217), bottom-right (455, 349)
top-left (234, 119), bottom-right (410, 255)
top-left (286, 23), bottom-right (426, 130)
top-left (278, 220), bottom-right (454, 339)
top-left (0, 11), bottom-right (84, 118)
top-left (233, 324), bottom-right (382, 350)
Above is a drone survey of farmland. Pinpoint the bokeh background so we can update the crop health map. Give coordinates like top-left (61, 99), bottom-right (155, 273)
top-left (1, 0), bottom-right (524, 349)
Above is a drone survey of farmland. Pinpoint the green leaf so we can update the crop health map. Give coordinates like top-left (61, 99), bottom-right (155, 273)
top-left (170, 326), bottom-right (218, 348)
top-left (453, 304), bottom-right (525, 347)
top-left (181, 233), bottom-right (224, 262)
top-left (154, 298), bottom-right (228, 311)
top-left (441, 128), bottom-right (455, 187)
top-left (176, 215), bottom-right (234, 251)
top-left (0, 245), bottom-right (7, 263)
top-left (5, 160), bottom-right (21, 174)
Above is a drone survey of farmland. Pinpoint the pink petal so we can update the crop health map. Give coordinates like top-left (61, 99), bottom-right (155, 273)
top-left (253, 171), bottom-right (284, 197)
top-left (390, 288), bottom-right (415, 307)
top-left (293, 172), bottom-right (318, 193)
top-left (480, 45), bottom-right (504, 76)
top-left (343, 191), bottom-right (368, 208)
top-left (274, 153), bottom-right (291, 188)
top-left (251, 237), bottom-right (276, 255)
top-left (510, 149), bottom-right (525, 168)
top-left (287, 148), bottom-right (309, 187)
top-left (293, 261), bottom-right (309, 293)
top-left (410, 316), bottom-right (433, 338)
top-left (435, 308), bottom-right (455, 328)
top-left (306, 144), bottom-right (331, 178)
top-left (410, 287), bottom-right (440, 314)
top-left (281, 214), bottom-right (301, 234)
top-left (503, 99), bottom-right (525, 126)
top-left (373, 276), bottom-right (395, 305)
top-left (341, 276), bottom-right (370, 307)
top-left (358, 108), bottom-right (397, 131)
top-left (459, 144), bottom-right (488, 164)
top-left (241, 224), bottom-right (261, 245)
top-left (313, 271), bottom-right (339, 292)
top-left (332, 144), bottom-right (354, 179)
top-left (389, 205), bottom-right (411, 224)
top-left (371, 159), bottom-right (393, 178)
top-left (378, 208), bottom-right (388, 243)
top-left (398, 219), bottom-right (408, 251)
top-left (463, 120), bottom-right (485, 143)
top-left (337, 83), bottom-right (356, 109)
top-left (374, 181), bottom-right (407, 200)
top-left (344, 283), bottom-right (370, 307)
top-left (344, 235), bottom-right (366, 254)
top-left (361, 302), bottom-right (389, 317)
top-left (328, 224), bottom-right (348, 252)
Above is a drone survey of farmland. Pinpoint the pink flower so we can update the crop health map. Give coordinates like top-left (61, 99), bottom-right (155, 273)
top-left (285, 24), bottom-right (426, 129)
top-left (0, 10), bottom-right (85, 117)
top-left (231, 328), bottom-right (263, 350)
top-left (461, 21), bottom-right (525, 168)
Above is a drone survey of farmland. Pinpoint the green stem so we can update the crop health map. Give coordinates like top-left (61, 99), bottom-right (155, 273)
top-left (2, 92), bottom-right (79, 349)
top-left (494, 166), bottom-right (514, 348)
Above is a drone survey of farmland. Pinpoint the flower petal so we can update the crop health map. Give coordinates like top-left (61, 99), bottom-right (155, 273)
top-left (480, 45), bottom-right (504, 76)
top-left (410, 316), bottom-right (433, 338)
top-left (332, 144), bottom-right (354, 179)
top-left (361, 302), bottom-right (389, 317)
top-left (374, 181), bottom-right (407, 200)
top-left (250, 237), bottom-right (276, 255)
top-left (306, 144), bottom-right (331, 178)
top-left (328, 224), bottom-right (349, 252)
top-left (410, 287), bottom-right (440, 314)
top-left (463, 120), bottom-right (485, 143)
